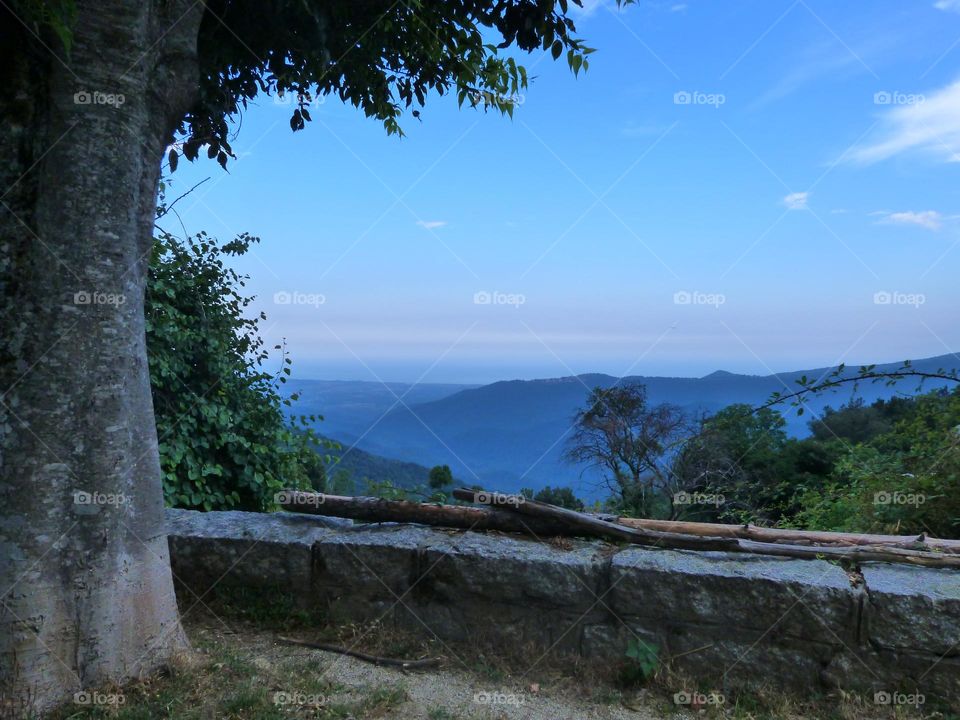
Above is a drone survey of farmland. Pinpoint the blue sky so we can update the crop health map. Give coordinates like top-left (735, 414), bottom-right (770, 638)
top-left (163, 0), bottom-right (960, 384)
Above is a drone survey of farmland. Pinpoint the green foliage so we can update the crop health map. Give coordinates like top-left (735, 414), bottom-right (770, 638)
top-left (668, 390), bottom-right (960, 538)
top-left (10, 0), bottom-right (76, 53)
top-left (174, 0), bottom-right (606, 169)
top-left (320, 440), bottom-right (439, 494)
top-left (428, 464), bottom-right (454, 490)
top-left (146, 225), bottom-right (332, 511)
top-left (620, 638), bottom-right (659, 684)
top-left (796, 389), bottom-right (960, 537)
top-left (520, 485), bottom-right (585, 510)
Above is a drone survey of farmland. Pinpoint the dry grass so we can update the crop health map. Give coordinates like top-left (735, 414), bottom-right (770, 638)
top-left (43, 585), bottom-right (956, 720)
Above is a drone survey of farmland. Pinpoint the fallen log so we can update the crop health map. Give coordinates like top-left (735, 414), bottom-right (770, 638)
top-left (279, 490), bottom-right (960, 568)
top-left (278, 490), bottom-right (571, 537)
top-left (448, 489), bottom-right (741, 551)
top-left (454, 488), bottom-right (960, 569)
top-left (612, 518), bottom-right (960, 554)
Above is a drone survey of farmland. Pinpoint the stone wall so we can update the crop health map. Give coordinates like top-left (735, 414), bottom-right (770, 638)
top-left (166, 509), bottom-right (959, 705)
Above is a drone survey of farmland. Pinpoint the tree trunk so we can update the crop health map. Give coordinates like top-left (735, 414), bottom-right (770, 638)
top-left (0, 2), bottom-right (204, 715)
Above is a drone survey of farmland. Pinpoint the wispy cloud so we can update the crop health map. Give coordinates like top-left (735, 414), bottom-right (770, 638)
top-left (934, 0), bottom-right (960, 12)
top-left (750, 36), bottom-right (881, 109)
top-left (851, 79), bottom-right (960, 164)
top-left (417, 220), bottom-right (447, 230)
top-left (783, 191), bottom-right (810, 210)
top-left (877, 210), bottom-right (943, 231)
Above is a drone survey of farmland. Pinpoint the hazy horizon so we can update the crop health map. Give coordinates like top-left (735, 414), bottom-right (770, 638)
top-left (290, 348), bottom-right (954, 386)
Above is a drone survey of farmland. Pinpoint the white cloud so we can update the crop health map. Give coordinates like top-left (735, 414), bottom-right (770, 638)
top-left (877, 210), bottom-right (943, 231)
top-left (782, 192), bottom-right (810, 210)
top-left (671, 3), bottom-right (688, 11)
top-left (935, 0), bottom-right (960, 12)
top-left (852, 79), bottom-right (960, 164)
top-left (416, 220), bottom-right (447, 230)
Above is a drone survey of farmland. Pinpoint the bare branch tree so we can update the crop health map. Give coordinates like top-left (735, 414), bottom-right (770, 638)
top-left (564, 384), bottom-right (691, 516)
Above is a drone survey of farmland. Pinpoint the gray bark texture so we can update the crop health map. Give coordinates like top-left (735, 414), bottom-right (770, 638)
top-left (0, 1), bottom-right (204, 715)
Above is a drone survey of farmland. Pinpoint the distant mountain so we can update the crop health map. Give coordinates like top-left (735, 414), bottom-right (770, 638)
top-left (288, 379), bottom-right (478, 443)
top-left (320, 437), bottom-right (437, 493)
top-left (292, 354), bottom-right (960, 501)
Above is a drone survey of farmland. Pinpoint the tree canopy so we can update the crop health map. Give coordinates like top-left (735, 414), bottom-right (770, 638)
top-left (176, 0), bottom-right (601, 167)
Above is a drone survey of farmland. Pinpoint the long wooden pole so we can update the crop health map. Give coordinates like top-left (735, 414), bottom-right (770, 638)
top-left (452, 488), bottom-right (960, 568)
top-left (612, 518), bottom-right (960, 553)
top-left (279, 490), bottom-right (960, 568)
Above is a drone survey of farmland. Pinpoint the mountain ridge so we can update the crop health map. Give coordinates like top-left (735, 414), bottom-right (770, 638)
top-left (293, 353), bottom-right (960, 499)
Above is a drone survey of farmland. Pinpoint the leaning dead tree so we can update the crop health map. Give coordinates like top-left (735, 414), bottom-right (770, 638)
top-left (278, 489), bottom-right (960, 568)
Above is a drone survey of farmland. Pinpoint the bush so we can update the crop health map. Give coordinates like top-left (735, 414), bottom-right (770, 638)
top-left (146, 227), bottom-right (332, 511)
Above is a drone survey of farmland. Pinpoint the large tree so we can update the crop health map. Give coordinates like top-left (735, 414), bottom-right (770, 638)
top-left (0, 1), bottom-right (594, 713)
top-left (564, 384), bottom-right (690, 517)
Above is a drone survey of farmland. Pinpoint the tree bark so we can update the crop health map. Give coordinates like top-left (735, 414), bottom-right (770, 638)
top-left (0, 2), bottom-right (204, 715)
